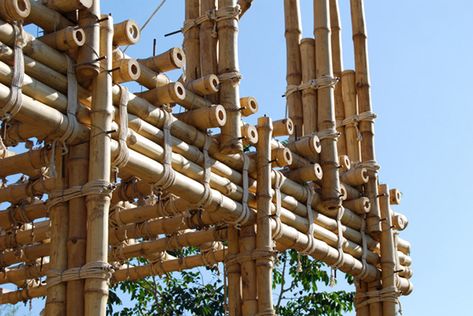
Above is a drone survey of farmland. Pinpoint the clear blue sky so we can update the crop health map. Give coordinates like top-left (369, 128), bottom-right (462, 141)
top-left (14, 0), bottom-right (473, 314)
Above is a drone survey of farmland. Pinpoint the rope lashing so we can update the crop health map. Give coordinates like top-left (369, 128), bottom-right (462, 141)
top-left (153, 111), bottom-right (176, 194)
top-left (316, 128), bottom-right (340, 141)
top-left (330, 207), bottom-right (346, 286)
top-left (47, 180), bottom-right (116, 209)
top-left (182, 4), bottom-right (241, 36)
top-left (339, 111), bottom-right (377, 141)
top-left (7, 203), bottom-right (31, 227)
top-left (358, 215), bottom-right (370, 280)
top-left (0, 22), bottom-right (25, 122)
top-left (272, 170), bottom-right (284, 240)
top-left (218, 71), bottom-right (242, 85)
top-left (355, 285), bottom-right (402, 312)
top-left (355, 160), bottom-right (380, 174)
top-left (112, 86), bottom-right (130, 170)
top-left (47, 261), bottom-right (114, 288)
top-left (301, 185), bottom-right (316, 255)
top-left (227, 153), bottom-right (251, 228)
top-left (285, 75), bottom-right (339, 98)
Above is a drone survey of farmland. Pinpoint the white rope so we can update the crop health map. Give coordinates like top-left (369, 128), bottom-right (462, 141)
top-left (358, 215), bottom-right (370, 280)
top-left (112, 86), bottom-right (130, 170)
top-left (153, 112), bottom-right (176, 193)
top-left (301, 185), bottom-right (316, 255)
top-left (182, 5), bottom-right (241, 34)
top-left (339, 111), bottom-right (377, 141)
top-left (47, 180), bottom-right (116, 209)
top-left (227, 154), bottom-right (251, 228)
top-left (47, 261), bottom-right (114, 288)
top-left (316, 128), bottom-right (340, 141)
top-left (192, 135), bottom-right (213, 209)
top-left (286, 75), bottom-right (339, 97)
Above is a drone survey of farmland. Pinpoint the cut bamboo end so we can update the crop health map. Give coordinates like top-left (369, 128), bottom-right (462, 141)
top-left (241, 123), bottom-right (258, 146)
top-left (112, 59), bottom-right (141, 83)
top-left (240, 96), bottom-right (258, 117)
top-left (0, 0), bottom-right (31, 22)
top-left (271, 147), bottom-right (293, 168)
top-left (46, 0), bottom-right (92, 12)
top-left (340, 183), bottom-right (347, 200)
top-left (342, 182), bottom-right (362, 200)
top-left (339, 155), bottom-right (351, 172)
top-left (137, 82), bottom-right (186, 105)
top-left (273, 118), bottom-right (294, 137)
top-left (284, 163), bottom-right (323, 183)
top-left (389, 188), bottom-right (402, 205)
top-left (139, 47), bottom-right (186, 73)
top-left (341, 167), bottom-right (369, 186)
top-left (113, 19), bottom-right (141, 47)
top-left (392, 213), bottom-right (408, 231)
top-left (187, 74), bottom-right (219, 96)
top-left (287, 135), bottom-right (321, 160)
top-left (176, 105), bottom-right (227, 129)
top-left (343, 197), bottom-right (370, 215)
top-left (39, 26), bottom-right (86, 51)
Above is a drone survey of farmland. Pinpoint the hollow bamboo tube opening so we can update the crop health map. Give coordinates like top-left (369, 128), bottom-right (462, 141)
top-left (343, 197), bottom-right (370, 215)
top-left (339, 154), bottom-right (351, 172)
top-left (47, 0), bottom-right (93, 12)
top-left (256, 116), bottom-right (276, 315)
top-left (341, 70), bottom-right (361, 163)
top-left (271, 147), bottom-right (293, 168)
top-left (113, 19), bottom-right (141, 46)
top-left (38, 26), bottom-right (86, 51)
top-left (341, 166), bottom-right (368, 186)
top-left (112, 58), bottom-right (141, 83)
top-left (240, 96), bottom-right (258, 117)
top-left (389, 188), bottom-right (401, 205)
top-left (284, 163), bottom-right (323, 183)
top-left (241, 123), bottom-right (258, 146)
top-left (392, 212), bottom-right (408, 231)
top-left (139, 47), bottom-right (186, 73)
top-left (175, 104), bottom-right (227, 129)
top-left (273, 118), bottom-right (294, 137)
top-left (300, 37), bottom-right (317, 135)
top-left (0, 0), bottom-right (31, 22)
top-left (187, 74), bottom-right (220, 96)
top-left (27, 0), bottom-right (72, 33)
top-left (287, 135), bottom-right (321, 161)
top-left (137, 82), bottom-right (186, 105)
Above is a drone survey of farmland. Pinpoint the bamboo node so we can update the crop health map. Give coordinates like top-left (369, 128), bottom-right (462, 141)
top-left (47, 180), bottom-right (116, 209)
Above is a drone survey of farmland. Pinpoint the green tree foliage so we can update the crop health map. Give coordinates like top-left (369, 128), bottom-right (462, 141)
top-left (107, 250), bottom-right (354, 316)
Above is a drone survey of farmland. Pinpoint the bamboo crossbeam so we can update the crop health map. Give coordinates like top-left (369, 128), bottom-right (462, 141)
top-left (27, 0), bottom-right (73, 32)
top-left (0, 283), bottom-right (47, 304)
top-left (0, 176), bottom-right (54, 204)
top-left (0, 243), bottom-right (49, 267)
top-left (0, 220), bottom-right (50, 250)
top-left (0, 145), bottom-right (48, 178)
top-left (0, 201), bottom-right (47, 229)
top-left (0, 0), bottom-right (31, 23)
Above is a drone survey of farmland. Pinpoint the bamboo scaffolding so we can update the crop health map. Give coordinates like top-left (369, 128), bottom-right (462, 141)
top-left (184, 0), bottom-right (201, 83)
top-left (350, 0), bottom-right (381, 235)
top-left (300, 38), bottom-right (317, 135)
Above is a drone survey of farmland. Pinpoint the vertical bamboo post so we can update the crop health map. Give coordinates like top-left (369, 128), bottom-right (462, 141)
top-left (300, 38), bottom-right (317, 135)
top-left (378, 184), bottom-right (397, 316)
top-left (45, 151), bottom-right (68, 316)
top-left (256, 116), bottom-right (275, 316)
top-left (341, 70), bottom-right (361, 162)
top-left (66, 143), bottom-right (89, 316)
top-left (350, 0), bottom-right (381, 235)
top-left (355, 281), bottom-right (370, 316)
top-left (76, 0), bottom-right (100, 87)
top-left (226, 227), bottom-right (242, 316)
top-left (284, 0), bottom-right (303, 140)
top-left (184, 0), bottom-right (201, 83)
top-left (217, 0), bottom-right (243, 153)
top-left (239, 225), bottom-right (257, 315)
top-left (314, 0), bottom-right (341, 208)
top-left (199, 0), bottom-right (218, 99)
top-left (84, 14), bottom-right (113, 316)
top-left (329, 0), bottom-right (346, 156)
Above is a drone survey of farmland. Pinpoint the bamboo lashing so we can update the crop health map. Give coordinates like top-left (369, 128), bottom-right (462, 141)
top-left (0, 0), bottom-right (413, 314)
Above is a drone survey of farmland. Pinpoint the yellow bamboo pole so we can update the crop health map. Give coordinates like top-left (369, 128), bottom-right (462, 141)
top-left (199, 0), bottom-right (218, 103)
top-left (256, 116), bottom-right (275, 316)
top-left (350, 0), bottom-right (381, 235)
top-left (184, 0), bottom-right (201, 82)
top-left (341, 70), bottom-right (361, 162)
top-left (227, 226), bottom-right (242, 316)
top-left (284, 0), bottom-right (303, 140)
top-left (239, 224), bottom-right (257, 315)
top-left (300, 38), bottom-right (317, 135)
top-left (83, 14), bottom-right (113, 316)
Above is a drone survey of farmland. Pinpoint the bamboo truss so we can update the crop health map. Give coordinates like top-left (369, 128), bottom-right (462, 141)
top-left (0, 0), bottom-right (412, 315)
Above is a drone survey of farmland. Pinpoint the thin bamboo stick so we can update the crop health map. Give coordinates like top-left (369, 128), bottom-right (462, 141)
top-left (284, 0), bottom-right (303, 140)
top-left (350, 0), bottom-right (381, 235)
top-left (83, 15), bottom-right (113, 316)
top-left (300, 38), bottom-right (317, 135)
top-left (217, 0), bottom-right (243, 153)
top-left (329, 0), bottom-right (346, 156)
top-left (314, 0), bottom-right (342, 209)
top-left (256, 116), bottom-right (275, 315)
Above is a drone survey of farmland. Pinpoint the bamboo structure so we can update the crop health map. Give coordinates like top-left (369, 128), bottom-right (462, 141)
top-left (0, 0), bottom-right (412, 315)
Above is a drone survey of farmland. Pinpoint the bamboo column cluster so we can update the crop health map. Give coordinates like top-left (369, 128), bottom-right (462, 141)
top-left (0, 0), bottom-right (412, 315)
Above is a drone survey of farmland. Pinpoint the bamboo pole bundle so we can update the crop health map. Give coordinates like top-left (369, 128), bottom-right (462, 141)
top-left (341, 70), bottom-right (361, 162)
top-left (83, 15), bottom-right (113, 316)
top-left (300, 38), bottom-right (317, 135)
top-left (45, 150), bottom-right (68, 315)
top-left (0, 176), bottom-right (54, 204)
top-left (350, 0), bottom-right (381, 235)
top-left (313, 0), bottom-right (342, 209)
top-left (66, 143), bottom-right (88, 316)
top-left (256, 116), bottom-right (275, 315)
top-left (227, 226), bottom-right (242, 316)
top-left (0, 146), bottom-right (48, 178)
top-left (284, 0), bottom-right (303, 140)
top-left (217, 0), bottom-right (243, 154)
top-left (329, 0), bottom-right (346, 156)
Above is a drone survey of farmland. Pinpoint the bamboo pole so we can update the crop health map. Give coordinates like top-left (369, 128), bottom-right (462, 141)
top-left (227, 226), bottom-right (242, 316)
top-left (329, 0), bottom-right (346, 156)
top-left (46, 0), bottom-right (92, 12)
top-left (0, 201), bottom-right (46, 229)
top-left (199, 0), bottom-right (218, 103)
top-left (66, 143), bottom-right (88, 316)
top-left (83, 14), bottom-right (113, 316)
top-left (113, 19), bottom-right (140, 47)
top-left (314, 0), bottom-right (342, 209)
top-left (45, 137), bottom-right (68, 316)
top-left (284, 0), bottom-right (303, 140)
top-left (300, 38), bottom-right (317, 135)
top-left (138, 47), bottom-right (185, 73)
top-left (239, 224), bottom-right (257, 315)
top-left (341, 70), bottom-right (361, 162)
top-left (355, 281), bottom-right (370, 316)
top-left (350, 0), bottom-right (381, 235)
top-left (0, 146), bottom-right (48, 178)
top-left (38, 26), bottom-right (86, 51)
top-left (184, 0), bottom-right (201, 83)
top-left (256, 116), bottom-right (275, 315)
top-left (27, 0), bottom-right (73, 33)
top-left (217, 0), bottom-right (243, 153)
